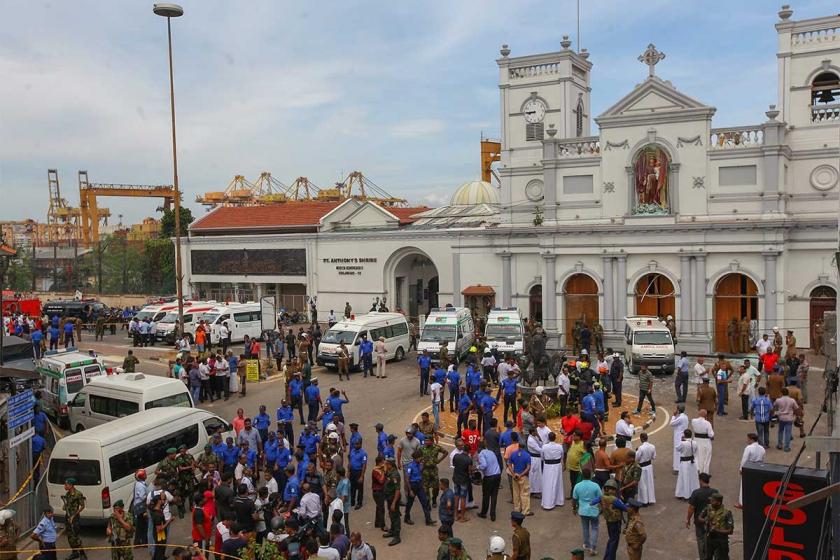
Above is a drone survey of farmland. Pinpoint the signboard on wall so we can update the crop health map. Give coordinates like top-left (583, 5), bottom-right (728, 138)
top-left (191, 249), bottom-right (306, 276)
top-left (741, 462), bottom-right (830, 560)
top-left (322, 257), bottom-right (378, 276)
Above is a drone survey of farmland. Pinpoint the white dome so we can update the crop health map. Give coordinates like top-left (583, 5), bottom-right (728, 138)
top-left (450, 180), bottom-right (500, 206)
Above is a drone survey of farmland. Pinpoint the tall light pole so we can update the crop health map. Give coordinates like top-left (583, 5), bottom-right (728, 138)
top-left (153, 3), bottom-right (185, 335)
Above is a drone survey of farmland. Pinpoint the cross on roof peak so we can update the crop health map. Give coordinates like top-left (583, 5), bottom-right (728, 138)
top-left (638, 44), bottom-right (665, 78)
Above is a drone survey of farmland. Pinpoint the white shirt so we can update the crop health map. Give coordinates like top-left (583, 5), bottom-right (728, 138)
top-left (216, 521), bottom-right (231, 543)
top-left (481, 355), bottom-right (497, 368)
top-left (132, 480), bottom-right (147, 509)
top-left (263, 477), bottom-right (278, 495)
top-left (220, 324), bottom-right (230, 339)
top-left (740, 441), bottom-right (766, 470)
top-left (216, 358), bottom-right (230, 376)
top-left (430, 382), bottom-right (442, 404)
top-left (756, 338), bottom-right (771, 356)
top-left (234, 462), bottom-right (246, 482)
top-left (557, 373), bottom-right (570, 396)
top-left (198, 363), bottom-right (210, 380)
top-left (146, 489), bottom-right (175, 520)
top-left (328, 312), bottom-right (337, 322)
top-left (616, 418), bottom-right (635, 439)
top-left (690, 417), bottom-right (715, 438)
top-left (295, 491), bottom-right (321, 519)
top-left (636, 441), bottom-right (656, 464)
top-left (737, 372), bottom-right (753, 396)
top-left (316, 546), bottom-right (341, 560)
top-left (536, 425), bottom-right (551, 444)
top-left (693, 362), bottom-right (708, 384)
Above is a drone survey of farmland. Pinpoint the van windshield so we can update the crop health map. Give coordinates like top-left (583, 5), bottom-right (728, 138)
top-left (159, 313), bottom-right (178, 323)
top-left (83, 365), bottom-right (103, 383)
top-left (322, 330), bottom-right (356, 344)
top-left (65, 369), bottom-right (84, 394)
top-left (634, 331), bottom-right (673, 345)
top-left (133, 310), bottom-right (157, 321)
top-left (201, 313), bottom-right (220, 324)
top-left (486, 324), bottom-right (522, 340)
top-left (421, 324), bottom-right (456, 342)
top-left (48, 458), bottom-right (102, 486)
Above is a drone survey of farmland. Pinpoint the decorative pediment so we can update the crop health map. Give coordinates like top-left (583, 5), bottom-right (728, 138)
top-left (595, 76), bottom-right (715, 128)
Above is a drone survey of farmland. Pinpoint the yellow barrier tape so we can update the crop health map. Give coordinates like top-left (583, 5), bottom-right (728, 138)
top-left (20, 540), bottom-right (249, 560)
top-left (0, 455), bottom-right (43, 508)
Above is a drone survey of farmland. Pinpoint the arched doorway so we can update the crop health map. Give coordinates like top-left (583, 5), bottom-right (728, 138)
top-left (713, 273), bottom-right (758, 353)
top-left (390, 251), bottom-right (439, 321)
top-left (529, 285), bottom-right (542, 324)
top-left (809, 285), bottom-right (836, 352)
top-left (564, 274), bottom-right (599, 347)
top-left (635, 273), bottom-right (676, 319)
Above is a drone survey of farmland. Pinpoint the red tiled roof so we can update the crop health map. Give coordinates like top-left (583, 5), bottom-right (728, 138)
top-left (387, 206), bottom-right (430, 225)
top-left (191, 201), bottom-right (344, 231)
top-left (462, 284), bottom-right (495, 296)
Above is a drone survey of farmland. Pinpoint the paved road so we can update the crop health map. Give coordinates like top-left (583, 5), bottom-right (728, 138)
top-left (33, 333), bottom-right (830, 559)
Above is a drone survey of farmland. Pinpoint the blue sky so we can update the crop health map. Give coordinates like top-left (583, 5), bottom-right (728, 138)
top-left (0, 0), bottom-right (836, 223)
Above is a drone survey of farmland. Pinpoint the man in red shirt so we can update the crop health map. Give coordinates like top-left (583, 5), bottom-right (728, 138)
top-left (561, 411), bottom-right (581, 448)
top-left (461, 420), bottom-right (481, 456)
top-left (577, 412), bottom-right (594, 442)
top-left (761, 349), bottom-right (779, 375)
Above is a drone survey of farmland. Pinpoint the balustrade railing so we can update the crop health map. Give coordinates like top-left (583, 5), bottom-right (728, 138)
top-left (791, 25), bottom-right (840, 47)
top-left (556, 137), bottom-right (600, 158)
top-left (508, 62), bottom-right (559, 79)
top-left (709, 127), bottom-right (764, 150)
top-left (812, 104), bottom-right (840, 123)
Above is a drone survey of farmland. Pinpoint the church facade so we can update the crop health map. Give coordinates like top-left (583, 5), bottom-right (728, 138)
top-left (182, 5), bottom-right (839, 354)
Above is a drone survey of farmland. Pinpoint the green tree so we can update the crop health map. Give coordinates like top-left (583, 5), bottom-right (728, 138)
top-left (159, 206), bottom-right (193, 238)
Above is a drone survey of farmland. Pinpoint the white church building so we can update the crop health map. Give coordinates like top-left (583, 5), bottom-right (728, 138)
top-left (182, 5), bottom-right (839, 354)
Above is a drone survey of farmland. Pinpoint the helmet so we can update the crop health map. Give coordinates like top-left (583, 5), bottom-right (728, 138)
top-left (535, 386), bottom-right (544, 395)
top-left (484, 349), bottom-right (492, 355)
top-left (328, 432), bottom-right (340, 440)
top-left (489, 535), bottom-right (506, 554)
top-left (326, 423), bottom-right (338, 433)
top-left (667, 315), bottom-right (673, 321)
top-left (773, 326), bottom-right (780, 332)
top-left (579, 361), bottom-right (589, 369)
top-left (0, 510), bottom-right (15, 524)
top-left (604, 479), bottom-right (619, 490)
top-left (136, 469), bottom-right (146, 480)
top-left (470, 346), bottom-right (477, 353)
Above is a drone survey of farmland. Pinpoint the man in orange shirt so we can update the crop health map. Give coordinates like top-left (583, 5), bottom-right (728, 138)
top-left (195, 327), bottom-right (207, 354)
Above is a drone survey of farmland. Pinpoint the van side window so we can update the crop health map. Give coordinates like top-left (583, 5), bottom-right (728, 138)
top-left (369, 328), bottom-right (381, 340)
top-left (90, 395), bottom-right (139, 417)
top-left (233, 312), bottom-right (251, 323)
top-left (71, 393), bottom-right (86, 407)
top-left (83, 365), bottom-right (103, 382)
top-left (146, 393), bottom-right (191, 410)
top-left (108, 424), bottom-right (200, 482)
top-left (392, 322), bottom-right (408, 337)
top-left (203, 417), bottom-right (229, 437)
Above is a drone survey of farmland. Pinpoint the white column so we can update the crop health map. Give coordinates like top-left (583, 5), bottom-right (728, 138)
top-left (680, 255), bottom-right (692, 335)
top-left (616, 255), bottom-right (627, 322)
top-left (602, 256), bottom-right (614, 332)
top-left (763, 251), bottom-right (778, 332)
top-left (501, 252), bottom-right (512, 307)
top-left (695, 254), bottom-right (707, 336)
top-left (542, 254), bottom-right (557, 334)
top-left (452, 252), bottom-right (462, 307)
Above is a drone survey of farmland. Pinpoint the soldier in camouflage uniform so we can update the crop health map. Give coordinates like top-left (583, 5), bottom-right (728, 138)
top-left (107, 500), bottom-right (135, 560)
top-left (62, 478), bottom-right (87, 560)
top-left (382, 458), bottom-right (402, 547)
top-left (592, 322), bottom-right (604, 355)
top-left (439, 342), bottom-right (450, 369)
top-left (175, 445), bottom-right (196, 518)
top-left (196, 444), bottom-right (218, 474)
top-left (95, 316), bottom-right (105, 341)
top-left (623, 498), bottom-right (646, 560)
top-left (700, 493), bottom-right (734, 560)
top-left (154, 448), bottom-right (179, 516)
top-left (419, 437), bottom-right (447, 506)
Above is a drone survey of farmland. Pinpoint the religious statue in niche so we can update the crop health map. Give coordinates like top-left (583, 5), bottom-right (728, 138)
top-left (633, 145), bottom-right (670, 214)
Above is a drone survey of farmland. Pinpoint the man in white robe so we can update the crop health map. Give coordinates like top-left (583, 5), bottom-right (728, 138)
top-left (536, 419), bottom-right (551, 444)
top-left (690, 409), bottom-right (714, 475)
top-left (737, 432), bottom-right (766, 507)
top-left (636, 432), bottom-right (656, 505)
top-left (615, 411), bottom-right (635, 449)
top-left (540, 432), bottom-right (565, 510)
top-left (526, 428), bottom-right (544, 495)
top-left (675, 429), bottom-right (700, 499)
top-left (670, 405), bottom-right (689, 473)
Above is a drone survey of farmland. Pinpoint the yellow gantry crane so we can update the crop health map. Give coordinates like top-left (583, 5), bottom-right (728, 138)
top-left (46, 169), bottom-right (83, 244)
top-left (78, 170), bottom-right (176, 245)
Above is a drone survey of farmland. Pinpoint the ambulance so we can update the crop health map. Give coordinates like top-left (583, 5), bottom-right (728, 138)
top-left (418, 307), bottom-right (475, 363)
top-left (484, 307), bottom-right (525, 355)
top-left (623, 315), bottom-right (676, 374)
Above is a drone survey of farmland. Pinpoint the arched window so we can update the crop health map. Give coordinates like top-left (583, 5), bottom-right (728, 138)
top-left (811, 71), bottom-right (839, 123)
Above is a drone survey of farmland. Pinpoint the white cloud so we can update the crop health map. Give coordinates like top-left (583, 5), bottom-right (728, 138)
top-left (389, 119), bottom-right (446, 139)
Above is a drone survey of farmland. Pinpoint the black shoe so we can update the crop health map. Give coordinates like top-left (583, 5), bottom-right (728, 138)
top-left (490, 514), bottom-right (496, 521)
top-left (404, 518), bottom-right (414, 525)
top-left (388, 537), bottom-right (401, 546)
top-left (477, 513), bottom-right (487, 519)
top-left (382, 532), bottom-right (393, 538)
top-left (425, 519), bottom-right (437, 526)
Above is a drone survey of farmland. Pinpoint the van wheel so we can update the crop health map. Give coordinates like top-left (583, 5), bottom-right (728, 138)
top-left (395, 347), bottom-right (405, 362)
top-left (75, 424), bottom-right (85, 433)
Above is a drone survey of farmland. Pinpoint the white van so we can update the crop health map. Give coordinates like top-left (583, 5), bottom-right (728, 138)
top-left (623, 315), bottom-right (676, 374)
top-left (317, 312), bottom-right (410, 369)
top-left (68, 373), bottom-right (193, 433)
top-left (155, 302), bottom-right (216, 343)
top-left (485, 307), bottom-right (525, 355)
top-left (37, 350), bottom-right (108, 429)
top-left (47, 408), bottom-right (233, 522)
top-left (203, 303), bottom-right (262, 344)
top-left (418, 307), bottom-right (475, 363)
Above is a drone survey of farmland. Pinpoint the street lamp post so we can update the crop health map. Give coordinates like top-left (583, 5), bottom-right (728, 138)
top-left (153, 3), bottom-right (185, 336)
